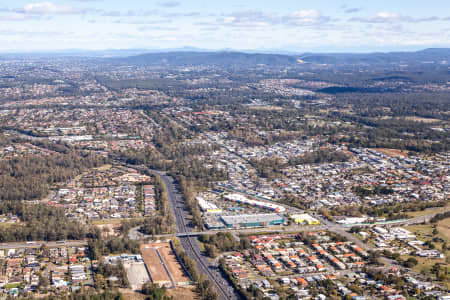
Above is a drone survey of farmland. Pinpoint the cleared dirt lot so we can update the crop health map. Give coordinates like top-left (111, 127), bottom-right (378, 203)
top-left (140, 244), bottom-right (171, 287)
top-left (374, 148), bottom-right (409, 157)
top-left (123, 261), bottom-right (150, 291)
top-left (168, 286), bottom-right (199, 300)
top-left (158, 243), bottom-right (191, 284)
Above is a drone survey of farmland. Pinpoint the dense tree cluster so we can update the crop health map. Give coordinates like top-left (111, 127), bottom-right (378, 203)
top-left (0, 148), bottom-right (104, 201)
top-left (319, 200), bottom-right (447, 220)
top-left (352, 185), bottom-right (394, 198)
top-left (87, 237), bottom-right (140, 260)
top-left (94, 261), bottom-right (129, 289)
top-left (199, 232), bottom-right (251, 258)
top-left (25, 290), bottom-right (125, 300)
top-left (249, 157), bottom-right (284, 179)
top-left (430, 211), bottom-right (450, 223)
top-left (0, 202), bottom-right (96, 242)
top-left (249, 149), bottom-right (350, 179)
top-left (287, 149), bottom-right (350, 165)
top-left (141, 283), bottom-right (173, 300)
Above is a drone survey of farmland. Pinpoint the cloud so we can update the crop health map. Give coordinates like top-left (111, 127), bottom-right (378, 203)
top-left (113, 19), bottom-right (172, 25)
top-left (138, 25), bottom-right (178, 31)
top-left (0, 14), bottom-right (32, 21)
top-left (287, 9), bottom-right (331, 26)
top-left (157, 1), bottom-right (180, 7)
top-left (350, 12), bottom-right (440, 23)
top-left (18, 2), bottom-right (84, 15)
top-left (212, 10), bottom-right (277, 27)
top-left (0, 29), bottom-right (66, 37)
top-left (209, 9), bottom-right (332, 28)
top-left (163, 11), bottom-right (200, 18)
top-left (102, 9), bottom-right (159, 17)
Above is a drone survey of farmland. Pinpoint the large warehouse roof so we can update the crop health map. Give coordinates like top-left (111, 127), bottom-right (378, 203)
top-left (224, 193), bottom-right (286, 212)
top-left (221, 213), bottom-right (284, 226)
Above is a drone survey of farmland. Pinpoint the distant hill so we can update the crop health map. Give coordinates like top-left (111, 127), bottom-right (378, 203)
top-left (299, 48), bottom-right (450, 65)
top-left (114, 51), bottom-right (300, 67)
top-left (2, 48), bottom-right (448, 66)
top-left (111, 48), bottom-right (450, 67)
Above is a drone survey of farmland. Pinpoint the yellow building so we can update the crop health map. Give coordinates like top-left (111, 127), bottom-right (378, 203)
top-left (205, 208), bottom-right (223, 214)
top-left (197, 197), bottom-right (222, 214)
top-left (290, 214), bottom-right (321, 225)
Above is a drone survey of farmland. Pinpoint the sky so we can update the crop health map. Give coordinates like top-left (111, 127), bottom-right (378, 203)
top-left (0, 0), bottom-right (449, 53)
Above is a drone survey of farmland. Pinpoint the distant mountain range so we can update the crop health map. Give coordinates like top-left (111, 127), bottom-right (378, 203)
top-left (298, 48), bottom-right (450, 65)
top-left (112, 48), bottom-right (450, 67)
top-left (115, 51), bottom-right (300, 67)
top-left (1, 48), bottom-right (448, 66)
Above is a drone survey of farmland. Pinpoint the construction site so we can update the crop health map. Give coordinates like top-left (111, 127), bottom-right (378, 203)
top-left (140, 242), bottom-right (192, 289)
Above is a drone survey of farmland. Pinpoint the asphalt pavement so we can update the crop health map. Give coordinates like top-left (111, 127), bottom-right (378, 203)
top-left (149, 169), bottom-right (240, 300)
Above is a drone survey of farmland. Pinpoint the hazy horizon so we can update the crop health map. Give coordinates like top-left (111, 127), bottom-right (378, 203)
top-left (0, 0), bottom-right (449, 52)
top-left (0, 46), bottom-right (449, 56)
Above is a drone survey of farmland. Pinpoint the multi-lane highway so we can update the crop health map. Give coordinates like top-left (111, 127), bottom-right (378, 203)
top-left (150, 170), bottom-right (240, 300)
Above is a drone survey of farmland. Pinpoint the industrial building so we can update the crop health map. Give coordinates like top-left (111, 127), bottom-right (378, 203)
top-left (224, 193), bottom-right (285, 213)
top-left (221, 213), bottom-right (285, 228)
top-left (197, 197), bottom-right (222, 213)
top-left (290, 213), bottom-right (321, 225)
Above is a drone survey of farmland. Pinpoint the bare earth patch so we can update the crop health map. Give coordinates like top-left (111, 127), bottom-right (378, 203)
top-left (373, 148), bottom-right (409, 157)
top-left (123, 261), bottom-right (150, 291)
top-left (167, 286), bottom-right (199, 300)
top-left (140, 244), bottom-right (171, 287)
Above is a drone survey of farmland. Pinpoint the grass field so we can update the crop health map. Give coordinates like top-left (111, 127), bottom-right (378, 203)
top-left (404, 224), bottom-right (434, 239)
top-left (437, 218), bottom-right (450, 241)
top-left (4, 283), bottom-right (21, 289)
top-left (405, 204), bottom-right (450, 218)
top-left (96, 164), bottom-right (112, 171)
top-left (400, 254), bottom-right (447, 273)
top-left (404, 218), bottom-right (450, 243)
top-left (403, 220), bottom-right (450, 289)
top-left (0, 222), bottom-right (20, 228)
